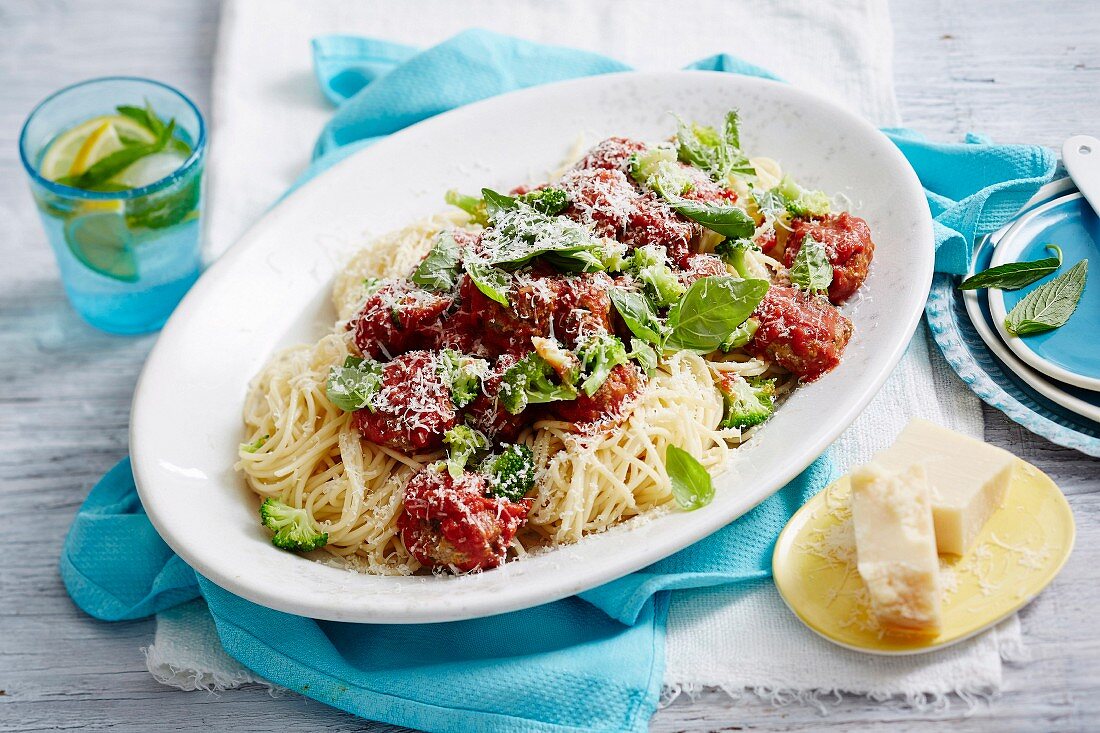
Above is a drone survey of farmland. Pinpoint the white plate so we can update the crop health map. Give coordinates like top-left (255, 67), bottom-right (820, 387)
top-left (131, 72), bottom-right (933, 623)
top-left (963, 180), bottom-right (1100, 424)
top-left (988, 193), bottom-right (1100, 391)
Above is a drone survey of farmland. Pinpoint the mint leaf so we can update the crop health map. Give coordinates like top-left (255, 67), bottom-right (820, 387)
top-left (959, 244), bottom-right (1062, 291)
top-left (1004, 259), bottom-right (1088, 336)
top-left (665, 445), bottom-right (714, 511)
top-left (59, 119), bottom-right (175, 190)
top-left (789, 236), bottom-right (834, 294)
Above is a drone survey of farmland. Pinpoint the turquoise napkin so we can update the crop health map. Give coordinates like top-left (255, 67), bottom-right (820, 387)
top-left (61, 29), bottom-right (1057, 733)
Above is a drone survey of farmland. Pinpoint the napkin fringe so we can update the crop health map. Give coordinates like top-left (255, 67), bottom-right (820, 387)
top-left (142, 644), bottom-right (283, 695)
top-left (660, 682), bottom-right (999, 716)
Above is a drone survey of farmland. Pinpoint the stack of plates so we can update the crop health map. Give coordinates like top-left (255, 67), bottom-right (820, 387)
top-left (927, 178), bottom-right (1100, 457)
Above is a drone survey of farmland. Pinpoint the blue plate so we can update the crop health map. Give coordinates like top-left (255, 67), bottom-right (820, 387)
top-left (988, 193), bottom-right (1100, 390)
top-left (927, 180), bottom-right (1100, 457)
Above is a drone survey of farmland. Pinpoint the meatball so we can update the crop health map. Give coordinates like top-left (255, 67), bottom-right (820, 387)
top-left (571, 136), bottom-right (648, 173)
top-left (351, 350), bottom-right (458, 451)
top-left (348, 279), bottom-right (451, 359)
top-left (678, 163), bottom-right (739, 206)
top-left (785, 213), bottom-right (874, 304)
top-left (464, 353), bottom-right (528, 442)
top-left (459, 270), bottom-right (615, 354)
top-left (548, 362), bottom-right (643, 427)
top-left (677, 253), bottom-right (727, 286)
top-left (559, 167), bottom-right (638, 240)
top-left (625, 193), bottom-right (699, 266)
top-left (746, 285), bottom-right (853, 382)
top-left (398, 467), bottom-right (531, 572)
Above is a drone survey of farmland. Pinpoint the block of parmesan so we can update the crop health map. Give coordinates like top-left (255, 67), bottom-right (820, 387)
top-left (874, 419), bottom-right (1014, 555)
top-left (850, 462), bottom-right (942, 636)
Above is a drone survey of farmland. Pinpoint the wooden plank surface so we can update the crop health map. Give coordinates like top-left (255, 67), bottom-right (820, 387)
top-left (1, 0), bottom-right (1098, 731)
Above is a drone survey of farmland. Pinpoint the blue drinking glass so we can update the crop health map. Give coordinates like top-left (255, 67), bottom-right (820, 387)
top-left (19, 77), bottom-right (206, 335)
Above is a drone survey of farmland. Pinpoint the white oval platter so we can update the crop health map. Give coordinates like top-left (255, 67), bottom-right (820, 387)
top-left (131, 72), bottom-right (933, 623)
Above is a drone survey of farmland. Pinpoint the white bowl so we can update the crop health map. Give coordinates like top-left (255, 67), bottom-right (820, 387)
top-left (131, 72), bottom-right (933, 623)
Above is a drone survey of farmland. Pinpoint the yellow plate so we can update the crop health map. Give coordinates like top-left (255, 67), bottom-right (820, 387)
top-left (772, 459), bottom-right (1075, 654)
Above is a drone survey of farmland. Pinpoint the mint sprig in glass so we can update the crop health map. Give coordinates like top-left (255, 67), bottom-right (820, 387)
top-left (19, 77), bottom-right (206, 334)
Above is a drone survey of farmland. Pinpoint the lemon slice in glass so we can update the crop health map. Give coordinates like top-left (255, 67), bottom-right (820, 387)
top-left (40, 115), bottom-right (157, 182)
top-left (64, 212), bottom-right (139, 282)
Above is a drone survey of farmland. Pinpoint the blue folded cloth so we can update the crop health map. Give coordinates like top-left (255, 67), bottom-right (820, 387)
top-left (61, 29), bottom-right (1057, 733)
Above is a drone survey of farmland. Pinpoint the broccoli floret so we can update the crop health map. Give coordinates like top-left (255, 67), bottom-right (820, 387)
top-left (720, 318), bottom-right (760, 352)
top-left (442, 425), bottom-right (490, 478)
top-left (600, 239), bottom-right (630, 273)
top-left (259, 498), bottom-right (329, 552)
top-left (516, 187), bottom-right (570, 215)
top-left (498, 352), bottom-right (578, 414)
top-left (774, 175), bottom-right (830, 218)
top-left (627, 245), bottom-right (685, 307)
top-left (241, 434), bottom-right (269, 453)
top-left (444, 189), bottom-right (489, 226)
top-left (480, 444), bottom-right (537, 501)
top-left (714, 238), bottom-right (757, 279)
top-left (716, 375), bottom-right (776, 429)
top-left (575, 332), bottom-right (629, 396)
top-left (631, 154), bottom-right (696, 200)
top-left (439, 349), bottom-right (488, 408)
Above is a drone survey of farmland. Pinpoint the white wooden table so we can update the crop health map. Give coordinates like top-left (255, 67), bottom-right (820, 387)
top-left (2, 1), bottom-right (1098, 730)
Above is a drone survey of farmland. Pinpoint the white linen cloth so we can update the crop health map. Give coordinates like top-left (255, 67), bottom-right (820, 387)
top-left (145, 0), bottom-right (1024, 712)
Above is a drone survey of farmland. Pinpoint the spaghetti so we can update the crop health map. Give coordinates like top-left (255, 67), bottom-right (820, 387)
top-left (237, 111), bottom-right (874, 574)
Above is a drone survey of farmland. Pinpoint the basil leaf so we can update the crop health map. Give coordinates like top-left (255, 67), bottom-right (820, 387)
top-left (666, 276), bottom-right (770, 353)
top-left (326, 356), bottom-right (383, 412)
top-left (482, 196), bottom-right (605, 273)
top-left (751, 188), bottom-right (787, 222)
top-left (1004, 259), bottom-right (1088, 336)
top-left (609, 287), bottom-right (668, 345)
top-left (411, 231), bottom-right (461, 291)
top-left (723, 110), bottom-right (742, 150)
top-left (665, 445), bottom-right (714, 511)
top-left (628, 338), bottom-right (659, 375)
top-left (789, 236), bottom-right (834, 294)
top-left (465, 261), bottom-right (511, 306)
top-left (959, 244), bottom-right (1062, 291)
top-left (664, 197), bottom-right (756, 239)
top-left (676, 112), bottom-right (754, 181)
top-left (482, 188), bottom-right (517, 216)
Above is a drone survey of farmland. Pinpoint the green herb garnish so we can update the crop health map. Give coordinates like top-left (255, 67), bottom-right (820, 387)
top-left (665, 445), bottom-right (714, 510)
top-left (1004, 259), bottom-right (1088, 336)
top-left (412, 231), bottom-right (461, 291)
top-left (789, 236), bottom-right (834, 294)
top-left (959, 245), bottom-right (1063, 291)
top-left (325, 356), bottom-right (383, 411)
top-left (665, 276), bottom-right (770, 353)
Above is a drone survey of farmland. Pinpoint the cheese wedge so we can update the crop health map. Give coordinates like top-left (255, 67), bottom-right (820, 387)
top-left (850, 462), bottom-right (942, 636)
top-left (874, 419), bottom-right (1014, 555)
